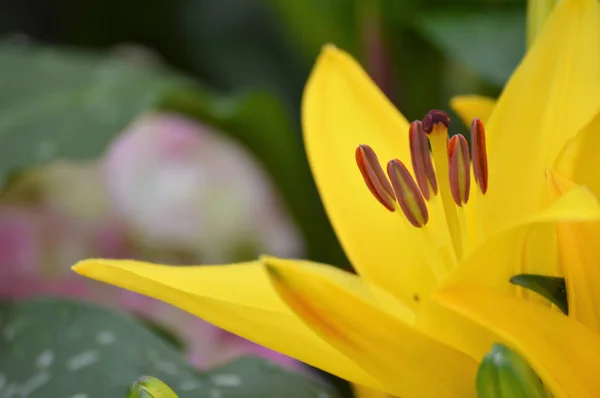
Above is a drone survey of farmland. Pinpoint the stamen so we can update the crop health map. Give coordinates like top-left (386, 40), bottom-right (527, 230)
top-left (448, 134), bottom-right (471, 206)
top-left (386, 159), bottom-right (429, 228)
top-left (355, 145), bottom-right (396, 212)
top-left (422, 110), bottom-right (463, 257)
top-left (409, 120), bottom-right (438, 200)
top-left (470, 118), bottom-right (489, 194)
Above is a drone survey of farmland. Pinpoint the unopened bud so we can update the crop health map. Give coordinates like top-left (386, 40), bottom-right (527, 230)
top-left (127, 376), bottom-right (179, 398)
top-left (477, 344), bottom-right (548, 398)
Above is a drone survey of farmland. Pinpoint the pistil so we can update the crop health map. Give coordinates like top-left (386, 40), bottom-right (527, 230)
top-left (422, 110), bottom-right (464, 259)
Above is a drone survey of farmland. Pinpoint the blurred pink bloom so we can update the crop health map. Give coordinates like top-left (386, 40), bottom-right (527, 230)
top-left (104, 112), bottom-right (303, 262)
top-left (0, 112), bottom-right (305, 372)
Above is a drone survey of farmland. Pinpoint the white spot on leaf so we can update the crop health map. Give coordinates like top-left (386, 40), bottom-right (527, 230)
top-left (153, 361), bottom-right (178, 375)
top-left (211, 374), bottom-right (241, 387)
top-left (36, 349), bottom-right (54, 368)
top-left (3, 382), bottom-right (19, 397)
top-left (70, 393), bottom-right (89, 398)
top-left (96, 330), bottom-right (116, 345)
top-left (4, 372), bottom-right (51, 397)
top-left (66, 350), bottom-right (99, 371)
top-left (179, 380), bottom-right (202, 391)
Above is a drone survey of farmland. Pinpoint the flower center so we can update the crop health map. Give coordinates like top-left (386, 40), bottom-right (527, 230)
top-left (355, 110), bottom-right (488, 262)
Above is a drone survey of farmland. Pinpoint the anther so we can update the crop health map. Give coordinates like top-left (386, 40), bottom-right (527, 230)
top-left (422, 110), bottom-right (450, 135)
top-left (387, 159), bottom-right (429, 227)
top-left (409, 121), bottom-right (438, 200)
top-left (470, 118), bottom-right (488, 194)
top-left (448, 134), bottom-right (471, 206)
top-left (356, 145), bottom-right (396, 212)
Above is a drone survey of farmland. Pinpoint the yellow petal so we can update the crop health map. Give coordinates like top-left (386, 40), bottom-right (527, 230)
top-left (264, 256), bottom-right (477, 398)
top-left (557, 219), bottom-right (600, 334)
top-left (352, 384), bottom-right (391, 398)
top-left (71, 259), bottom-right (380, 389)
top-left (436, 288), bottom-right (600, 398)
top-left (449, 95), bottom-right (496, 126)
top-left (547, 170), bottom-right (600, 333)
top-left (446, 184), bottom-right (600, 295)
top-left (415, 297), bottom-right (501, 362)
top-left (554, 112), bottom-right (600, 331)
top-left (555, 109), bottom-right (600, 197)
top-left (481, 0), bottom-right (600, 235)
top-left (302, 45), bottom-right (442, 306)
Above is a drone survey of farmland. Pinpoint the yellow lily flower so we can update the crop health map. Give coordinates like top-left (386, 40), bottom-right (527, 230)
top-left (73, 0), bottom-right (600, 397)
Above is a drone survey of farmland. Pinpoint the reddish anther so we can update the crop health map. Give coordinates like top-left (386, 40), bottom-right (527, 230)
top-left (356, 145), bottom-right (396, 212)
top-left (471, 118), bottom-right (489, 194)
top-left (448, 134), bottom-right (471, 206)
top-left (447, 133), bottom-right (457, 160)
top-left (409, 121), bottom-right (438, 200)
top-left (387, 159), bottom-right (429, 228)
top-left (422, 110), bottom-right (450, 134)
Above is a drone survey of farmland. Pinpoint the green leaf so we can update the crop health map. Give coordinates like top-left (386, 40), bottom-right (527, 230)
top-left (0, 42), bottom-right (188, 188)
top-left (477, 343), bottom-right (549, 398)
top-left (0, 297), bottom-right (338, 398)
top-left (510, 274), bottom-right (568, 315)
top-left (415, 8), bottom-right (525, 86)
top-left (135, 317), bottom-right (186, 353)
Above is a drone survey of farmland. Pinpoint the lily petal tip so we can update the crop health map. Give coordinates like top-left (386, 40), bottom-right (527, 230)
top-left (321, 43), bottom-right (338, 55)
top-left (317, 44), bottom-right (352, 66)
top-left (260, 254), bottom-right (284, 272)
top-left (261, 258), bottom-right (287, 284)
top-left (71, 259), bottom-right (93, 274)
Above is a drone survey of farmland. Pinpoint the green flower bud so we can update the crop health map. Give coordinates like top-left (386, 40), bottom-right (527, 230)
top-left (127, 376), bottom-right (179, 398)
top-left (477, 343), bottom-right (549, 398)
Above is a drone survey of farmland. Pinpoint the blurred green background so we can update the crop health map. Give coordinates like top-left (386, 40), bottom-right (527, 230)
top-left (0, 1), bottom-right (527, 397)
top-left (0, 0), bottom-right (525, 268)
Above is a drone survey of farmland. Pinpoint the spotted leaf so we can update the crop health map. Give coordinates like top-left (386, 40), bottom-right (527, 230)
top-left (0, 297), bottom-right (337, 398)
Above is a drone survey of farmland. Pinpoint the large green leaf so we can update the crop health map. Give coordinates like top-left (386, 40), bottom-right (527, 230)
top-left (415, 8), bottom-right (525, 86)
top-left (0, 42), bottom-right (187, 187)
top-left (0, 297), bottom-right (337, 397)
top-left (0, 42), bottom-right (346, 266)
